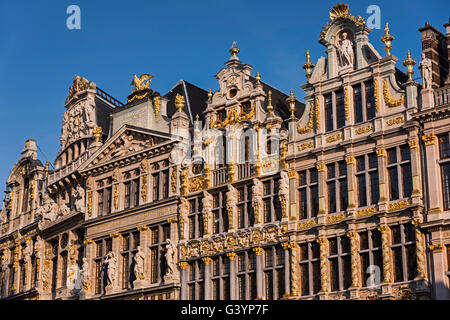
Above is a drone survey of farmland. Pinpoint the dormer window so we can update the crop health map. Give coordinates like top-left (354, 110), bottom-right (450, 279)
top-left (241, 101), bottom-right (252, 114)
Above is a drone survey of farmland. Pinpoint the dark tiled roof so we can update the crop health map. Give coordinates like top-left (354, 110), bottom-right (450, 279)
top-left (164, 80), bottom-right (209, 124)
top-left (250, 76), bottom-right (305, 120)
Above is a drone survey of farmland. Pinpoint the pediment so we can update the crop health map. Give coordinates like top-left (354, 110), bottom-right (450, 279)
top-left (79, 125), bottom-right (175, 171)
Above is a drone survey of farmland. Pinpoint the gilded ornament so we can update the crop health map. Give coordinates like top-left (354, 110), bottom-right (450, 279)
top-left (355, 207), bottom-right (377, 218)
top-left (383, 78), bottom-right (405, 107)
top-left (178, 262), bottom-right (188, 270)
top-left (137, 225), bottom-right (149, 231)
top-left (188, 175), bottom-right (206, 193)
top-left (298, 141), bottom-right (314, 152)
top-left (153, 96), bottom-right (161, 122)
top-left (252, 247), bottom-right (263, 256)
top-left (302, 50), bottom-right (315, 80)
top-left (226, 252), bottom-right (236, 260)
top-left (326, 133), bottom-right (342, 143)
top-left (297, 100), bottom-right (315, 134)
top-left (374, 78), bottom-right (380, 112)
top-left (355, 125), bottom-right (373, 135)
top-left (326, 212), bottom-right (347, 224)
top-left (386, 116), bottom-right (405, 126)
top-left (286, 89), bottom-right (297, 118)
top-left (141, 175), bottom-right (147, 202)
top-left (408, 139), bottom-right (418, 149)
top-left (429, 244), bottom-right (444, 253)
top-left (387, 200), bottom-right (411, 212)
top-left (93, 126), bottom-right (102, 143)
top-left (113, 184), bottom-right (119, 210)
top-left (381, 22), bottom-right (394, 57)
top-left (202, 257), bottom-right (211, 265)
top-left (298, 219), bottom-right (317, 230)
top-left (402, 50), bottom-right (416, 82)
top-left (175, 94), bottom-right (185, 112)
top-left (422, 134), bottom-right (436, 146)
top-left (376, 148), bottom-right (385, 157)
top-left (211, 103), bottom-right (255, 128)
top-left (345, 156), bottom-right (354, 164)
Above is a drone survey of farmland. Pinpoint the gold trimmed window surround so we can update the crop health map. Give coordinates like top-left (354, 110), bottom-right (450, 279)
top-left (210, 103), bottom-right (255, 128)
top-left (383, 78), bottom-right (404, 108)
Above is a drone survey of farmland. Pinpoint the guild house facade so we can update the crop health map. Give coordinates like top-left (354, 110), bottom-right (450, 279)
top-left (0, 4), bottom-right (450, 300)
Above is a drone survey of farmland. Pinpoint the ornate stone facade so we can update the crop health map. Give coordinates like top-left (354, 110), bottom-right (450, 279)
top-left (0, 4), bottom-right (449, 300)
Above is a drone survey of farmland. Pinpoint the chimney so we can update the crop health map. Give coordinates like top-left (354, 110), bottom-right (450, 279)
top-left (418, 22), bottom-right (448, 88)
top-left (21, 139), bottom-right (38, 160)
top-left (444, 18), bottom-right (450, 84)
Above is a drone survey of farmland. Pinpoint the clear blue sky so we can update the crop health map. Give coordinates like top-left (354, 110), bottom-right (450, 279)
top-left (0, 0), bottom-right (448, 191)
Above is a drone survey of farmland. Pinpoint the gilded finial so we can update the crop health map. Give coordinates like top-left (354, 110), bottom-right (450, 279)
top-left (402, 50), bottom-right (416, 82)
top-left (286, 89), bottom-right (297, 118)
top-left (175, 94), bottom-right (185, 112)
top-left (208, 88), bottom-right (212, 102)
top-left (267, 90), bottom-right (274, 115)
top-left (255, 72), bottom-right (261, 83)
top-left (45, 161), bottom-right (50, 179)
top-left (381, 22), bottom-right (394, 57)
top-left (229, 41), bottom-right (239, 57)
top-left (302, 50), bottom-right (315, 80)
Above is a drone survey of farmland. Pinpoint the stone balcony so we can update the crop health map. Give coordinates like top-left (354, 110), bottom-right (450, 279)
top-left (434, 86), bottom-right (450, 107)
top-left (48, 150), bottom-right (91, 186)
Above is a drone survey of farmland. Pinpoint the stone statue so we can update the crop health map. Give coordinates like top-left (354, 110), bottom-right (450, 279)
top-left (419, 53), bottom-right (433, 89)
top-left (279, 171), bottom-right (290, 200)
top-left (34, 236), bottom-right (43, 260)
top-left (252, 178), bottom-right (263, 198)
top-left (24, 240), bottom-right (33, 264)
top-left (80, 257), bottom-right (90, 290)
top-left (164, 239), bottom-right (177, 279)
top-left (73, 184), bottom-right (85, 212)
top-left (337, 32), bottom-right (354, 68)
top-left (38, 193), bottom-right (59, 221)
top-left (59, 202), bottom-right (72, 217)
top-left (133, 246), bottom-right (145, 280)
top-left (104, 251), bottom-right (117, 287)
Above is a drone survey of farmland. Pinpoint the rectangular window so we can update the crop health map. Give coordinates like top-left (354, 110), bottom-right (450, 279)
top-left (353, 84), bottom-right (363, 123)
top-left (124, 182), bottom-right (131, 209)
top-left (325, 93), bottom-right (333, 132)
top-left (105, 186), bottom-right (112, 214)
top-left (152, 173), bottom-right (159, 201)
top-left (97, 190), bottom-right (104, 215)
top-left (365, 80), bottom-right (376, 120)
top-left (133, 178), bottom-right (140, 207)
top-left (162, 170), bottom-right (169, 199)
top-left (336, 90), bottom-right (346, 129)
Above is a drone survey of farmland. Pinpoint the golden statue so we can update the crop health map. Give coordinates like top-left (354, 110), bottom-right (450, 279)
top-left (130, 73), bottom-right (153, 93)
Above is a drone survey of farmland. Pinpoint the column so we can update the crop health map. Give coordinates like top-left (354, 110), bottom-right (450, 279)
top-left (411, 219), bottom-right (426, 281)
top-left (408, 139), bottom-right (422, 201)
top-left (347, 231), bottom-right (361, 294)
top-left (80, 239), bottom-right (94, 299)
top-left (378, 225), bottom-right (392, 290)
top-left (376, 148), bottom-right (388, 203)
top-left (288, 172), bottom-right (297, 221)
top-left (202, 257), bottom-right (211, 300)
top-left (422, 134), bottom-right (442, 214)
top-left (317, 237), bottom-right (329, 295)
top-left (253, 247), bottom-right (263, 299)
top-left (226, 252), bottom-right (236, 300)
top-left (137, 225), bottom-right (150, 285)
top-left (346, 156), bottom-right (357, 211)
top-left (108, 232), bottom-right (121, 293)
top-left (179, 262), bottom-right (188, 300)
top-left (429, 243), bottom-right (450, 299)
top-left (288, 242), bottom-right (299, 297)
top-left (316, 163), bottom-right (327, 217)
top-left (280, 243), bottom-right (291, 297)
top-left (13, 240), bottom-right (20, 294)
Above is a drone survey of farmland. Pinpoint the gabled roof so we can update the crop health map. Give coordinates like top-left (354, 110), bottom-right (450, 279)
top-left (78, 124), bottom-right (178, 173)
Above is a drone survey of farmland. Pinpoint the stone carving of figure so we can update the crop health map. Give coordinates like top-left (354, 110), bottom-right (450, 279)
top-left (337, 32), bottom-right (354, 68)
top-left (164, 239), bottom-right (177, 279)
top-left (419, 53), bottom-right (433, 89)
top-left (133, 246), bottom-right (145, 280)
top-left (80, 257), bottom-right (90, 290)
top-left (110, 135), bottom-right (137, 158)
top-left (73, 185), bottom-right (85, 212)
top-left (252, 178), bottom-right (263, 198)
top-left (38, 193), bottom-right (59, 221)
top-left (279, 171), bottom-right (290, 200)
top-left (24, 240), bottom-right (33, 264)
top-left (104, 251), bottom-right (117, 287)
top-left (33, 236), bottom-right (43, 260)
top-left (226, 185), bottom-right (238, 227)
top-left (59, 202), bottom-right (72, 217)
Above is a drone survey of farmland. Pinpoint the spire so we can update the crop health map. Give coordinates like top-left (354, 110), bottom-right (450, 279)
top-left (267, 90), bottom-right (274, 116)
top-left (302, 50), bottom-right (315, 80)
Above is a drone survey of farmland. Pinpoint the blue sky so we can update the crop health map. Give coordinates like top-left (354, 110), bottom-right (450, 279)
top-left (0, 0), bottom-right (448, 191)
